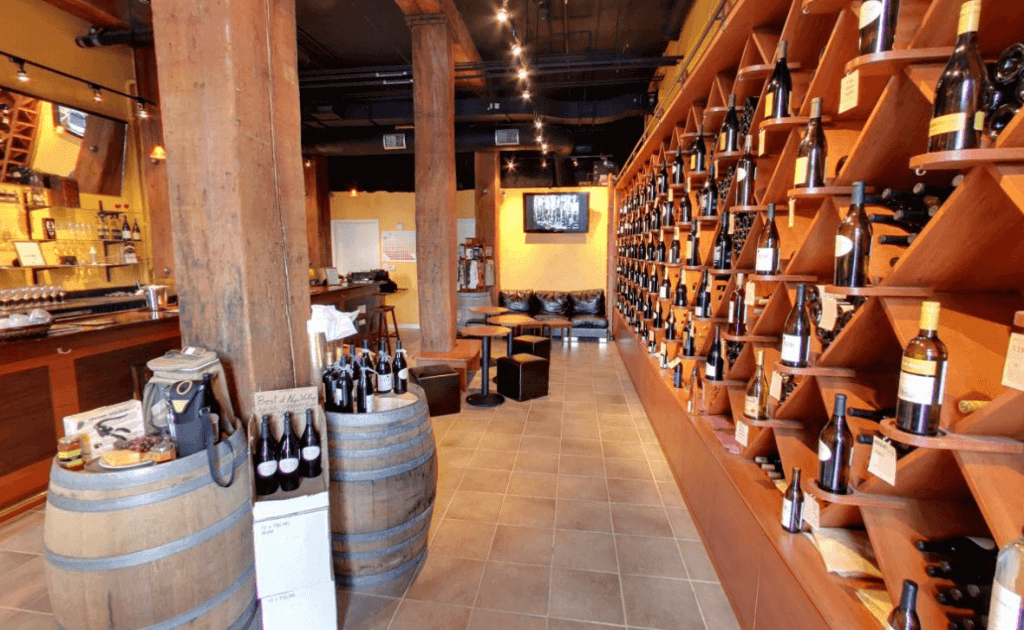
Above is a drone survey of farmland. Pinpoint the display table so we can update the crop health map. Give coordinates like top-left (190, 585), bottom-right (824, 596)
top-left (487, 314), bottom-right (539, 356)
top-left (458, 325), bottom-right (511, 408)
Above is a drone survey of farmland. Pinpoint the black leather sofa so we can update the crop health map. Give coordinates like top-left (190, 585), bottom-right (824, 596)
top-left (498, 289), bottom-right (610, 340)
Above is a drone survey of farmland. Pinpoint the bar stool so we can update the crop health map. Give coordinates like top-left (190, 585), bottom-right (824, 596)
top-left (369, 305), bottom-right (401, 355)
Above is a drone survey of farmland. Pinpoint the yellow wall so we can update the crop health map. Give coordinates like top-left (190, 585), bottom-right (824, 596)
top-left (498, 186), bottom-right (609, 293)
top-left (651, 0), bottom-right (724, 124)
top-left (330, 190), bottom-right (476, 326)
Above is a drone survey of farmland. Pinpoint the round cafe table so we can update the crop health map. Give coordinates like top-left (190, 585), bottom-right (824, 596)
top-left (469, 306), bottom-right (509, 316)
top-left (487, 314), bottom-right (539, 356)
top-left (459, 325), bottom-right (512, 407)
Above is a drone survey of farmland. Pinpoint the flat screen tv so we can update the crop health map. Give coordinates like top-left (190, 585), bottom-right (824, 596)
top-left (523, 192), bottom-right (590, 233)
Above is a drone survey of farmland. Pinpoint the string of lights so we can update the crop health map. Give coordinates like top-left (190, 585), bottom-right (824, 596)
top-left (495, 0), bottom-right (548, 164)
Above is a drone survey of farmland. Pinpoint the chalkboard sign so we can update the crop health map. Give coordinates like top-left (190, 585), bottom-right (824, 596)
top-left (523, 192), bottom-right (590, 233)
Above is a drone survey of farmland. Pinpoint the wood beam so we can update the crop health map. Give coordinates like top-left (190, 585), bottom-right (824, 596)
top-left (394, 0), bottom-right (484, 87)
top-left (409, 14), bottom-right (458, 354)
top-left (38, 0), bottom-right (124, 28)
top-left (151, 0), bottom-right (312, 418)
top-left (304, 156), bottom-right (332, 269)
top-left (474, 151), bottom-right (500, 302)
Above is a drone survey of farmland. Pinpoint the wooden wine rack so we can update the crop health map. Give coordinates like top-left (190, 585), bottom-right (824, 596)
top-left (613, 0), bottom-right (1024, 628)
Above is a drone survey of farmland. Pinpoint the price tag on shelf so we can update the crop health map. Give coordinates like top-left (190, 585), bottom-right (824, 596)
top-left (802, 495), bottom-right (821, 529)
top-left (686, 178), bottom-right (692, 194)
top-left (667, 357), bottom-right (683, 369)
top-left (867, 436), bottom-right (898, 486)
top-left (735, 421), bottom-right (749, 447)
top-left (839, 70), bottom-right (859, 114)
top-left (1002, 332), bottom-right (1024, 392)
top-left (769, 371), bottom-right (783, 400)
top-left (788, 197), bottom-right (796, 228)
top-left (758, 128), bottom-right (767, 156)
top-left (820, 294), bottom-right (839, 331)
top-left (745, 280), bottom-right (756, 306)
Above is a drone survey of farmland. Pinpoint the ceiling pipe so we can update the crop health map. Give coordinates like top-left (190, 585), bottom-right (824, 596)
top-left (303, 124), bottom-right (574, 157)
top-left (75, 27), bottom-right (153, 48)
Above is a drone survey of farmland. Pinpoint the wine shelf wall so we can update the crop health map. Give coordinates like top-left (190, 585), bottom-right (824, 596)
top-left (613, 0), bottom-right (1024, 628)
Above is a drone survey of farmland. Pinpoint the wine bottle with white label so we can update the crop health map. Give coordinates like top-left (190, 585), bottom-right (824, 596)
top-left (781, 467), bottom-right (804, 533)
top-left (277, 411), bottom-right (301, 492)
top-left (834, 181), bottom-right (872, 287)
top-left (719, 93), bottom-right (740, 154)
top-left (691, 125), bottom-right (708, 173)
top-left (744, 349), bottom-right (769, 420)
top-left (392, 340), bottom-right (409, 394)
top-left (886, 580), bottom-right (922, 630)
top-left (818, 393), bottom-right (852, 494)
top-left (989, 526), bottom-right (1024, 630)
top-left (765, 40), bottom-right (793, 119)
top-left (706, 325), bottom-right (725, 381)
top-left (728, 273), bottom-right (746, 335)
top-left (735, 135), bottom-right (757, 206)
top-left (781, 284), bottom-right (811, 368)
top-left (794, 97), bottom-right (827, 189)
top-left (859, 0), bottom-right (900, 55)
top-left (756, 203), bottom-right (781, 275)
top-left (254, 414), bottom-right (279, 496)
top-left (299, 408), bottom-right (322, 478)
top-left (376, 339), bottom-right (393, 394)
top-left (895, 301), bottom-right (948, 435)
top-left (928, 0), bottom-right (988, 153)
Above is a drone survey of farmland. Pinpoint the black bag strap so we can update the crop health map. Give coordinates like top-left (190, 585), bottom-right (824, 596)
top-left (200, 407), bottom-right (235, 488)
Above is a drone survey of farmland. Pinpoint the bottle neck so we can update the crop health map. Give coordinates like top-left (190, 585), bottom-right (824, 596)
top-left (791, 468), bottom-right (801, 486)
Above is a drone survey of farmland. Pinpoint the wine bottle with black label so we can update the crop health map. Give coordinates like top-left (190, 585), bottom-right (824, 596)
top-left (735, 135), bottom-right (756, 207)
top-left (794, 98), bottom-right (827, 189)
top-left (886, 580), bottom-right (922, 630)
top-left (928, 0), bottom-right (988, 152)
top-left (781, 467), bottom-right (804, 533)
top-left (706, 325), bottom-right (725, 381)
top-left (691, 125), bottom-right (707, 173)
top-left (277, 411), bottom-right (301, 492)
top-left (765, 41), bottom-right (793, 120)
top-left (393, 340), bottom-right (409, 394)
top-left (834, 181), bottom-right (872, 287)
top-left (818, 394), bottom-right (853, 494)
top-left (674, 274), bottom-right (688, 307)
top-left (781, 284), bottom-right (811, 368)
top-left (895, 301), bottom-right (948, 435)
top-left (338, 356), bottom-right (354, 412)
top-left (744, 349), bottom-right (769, 420)
top-left (254, 414), bottom-right (279, 496)
top-left (858, 0), bottom-right (900, 55)
top-left (719, 93), bottom-right (740, 154)
top-left (299, 408), bottom-right (322, 478)
top-left (728, 273), bottom-right (746, 335)
top-left (756, 203), bottom-right (781, 275)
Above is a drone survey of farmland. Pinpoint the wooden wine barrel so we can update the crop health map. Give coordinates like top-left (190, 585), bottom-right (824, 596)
top-left (326, 385), bottom-right (437, 587)
top-left (44, 428), bottom-right (260, 630)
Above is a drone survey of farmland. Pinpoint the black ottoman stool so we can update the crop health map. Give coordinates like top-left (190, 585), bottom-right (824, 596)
top-left (410, 365), bottom-right (461, 416)
top-left (512, 334), bottom-right (551, 360)
top-left (496, 353), bottom-right (550, 402)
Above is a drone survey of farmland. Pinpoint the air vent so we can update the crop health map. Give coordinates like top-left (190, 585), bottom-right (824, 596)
top-left (382, 133), bottom-right (407, 150)
top-left (495, 129), bottom-right (520, 146)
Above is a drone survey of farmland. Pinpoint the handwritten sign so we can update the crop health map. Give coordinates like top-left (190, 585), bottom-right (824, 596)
top-left (1002, 332), bottom-right (1024, 392)
top-left (868, 437), bottom-right (898, 486)
top-left (839, 71), bottom-right (859, 114)
top-left (254, 387), bottom-right (319, 418)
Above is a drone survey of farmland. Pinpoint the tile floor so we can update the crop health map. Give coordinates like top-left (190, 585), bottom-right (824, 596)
top-left (0, 335), bottom-right (739, 630)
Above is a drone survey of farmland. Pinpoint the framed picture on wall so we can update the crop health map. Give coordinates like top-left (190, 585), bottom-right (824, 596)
top-left (523, 192), bottom-right (589, 233)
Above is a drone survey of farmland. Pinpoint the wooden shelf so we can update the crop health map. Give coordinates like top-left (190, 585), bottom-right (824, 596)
top-left (879, 419), bottom-right (1024, 455)
top-left (786, 185), bottom-right (876, 202)
top-left (909, 148), bottom-right (1024, 172)
top-left (774, 360), bottom-right (859, 378)
top-left (822, 285), bottom-right (932, 298)
top-left (715, 150), bottom-right (744, 166)
top-left (731, 205), bottom-right (768, 213)
top-left (749, 273), bottom-right (818, 283)
top-left (806, 483), bottom-right (909, 509)
top-left (843, 47), bottom-right (954, 78)
top-left (736, 61), bottom-right (802, 83)
top-left (723, 332), bottom-right (779, 343)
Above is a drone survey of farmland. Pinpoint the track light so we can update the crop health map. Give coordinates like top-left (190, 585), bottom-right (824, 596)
top-left (10, 57), bottom-right (28, 82)
top-left (136, 97), bottom-right (149, 119)
top-left (511, 43), bottom-right (522, 57)
top-left (90, 84), bottom-right (102, 102)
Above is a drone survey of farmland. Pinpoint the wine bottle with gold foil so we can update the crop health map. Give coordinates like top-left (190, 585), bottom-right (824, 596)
top-left (858, 0), bottom-right (900, 55)
top-left (928, 0), bottom-right (988, 152)
top-left (719, 94), bottom-right (740, 154)
top-left (744, 349), bottom-right (769, 421)
top-left (895, 301), bottom-right (949, 435)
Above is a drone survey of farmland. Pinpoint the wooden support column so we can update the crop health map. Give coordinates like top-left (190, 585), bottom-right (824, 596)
top-left (151, 0), bottom-right (312, 418)
top-left (304, 156), bottom-right (332, 268)
top-left (474, 151), bottom-right (500, 302)
top-left (409, 14), bottom-right (457, 354)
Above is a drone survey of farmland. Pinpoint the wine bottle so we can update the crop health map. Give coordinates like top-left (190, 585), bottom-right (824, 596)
top-left (928, 0), bottom-right (988, 153)
top-left (375, 340), bottom-right (393, 393)
top-left (688, 364), bottom-right (700, 414)
top-left (917, 536), bottom-right (998, 558)
top-left (338, 356), bottom-right (354, 412)
top-left (393, 340), bottom-right (409, 394)
top-left (880, 234), bottom-right (916, 247)
top-left (649, 265), bottom-right (660, 293)
top-left (674, 362), bottom-right (684, 388)
top-left (701, 162), bottom-right (718, 217)
top-left (744, 349), bottom-right (769, 420)
top-left (735, 134), bottom-right (757, 207)
top-left (121, 216), bottom-right (132, 241)
top-left (131, 218), bottom-right (141, 241)
top-left (765, 40), bottom-right (793, 119)
top-left (679, 184), bottom-right (693, 223)
top-left (781, 284), bottom-right (811, 368)
top-left (868, 214), bottom-right (927, 232)
top-left (663, 195), bottom-right (675, 228)
top-left (706, 325), bottom-right (724, 381)
top-left (887, 580), bottom-right (922, 630)
top-left (694, 269), bottom-right (712, 318)
top-left (660, 272), bottom-right (671, 300)
top-left (665, 308), bottom-right (676, 340)
top-left (712, 210), bottom-right (733, 269)
top-left (683, 318), bottom-right (697, 356)
top-left (657, 238), bottom-right (667, 263)
top-left (686, 219), bottom-right (701, 266)
top-left (937, 585), bottom-right (992, 610)
top-left (756, 203), bottom-right (781, 275)
top-left (653, 300), bottom-right (664, 328)
top-left (834, 181), bottom-right (872, 287)
top-left (794, 98), bottom-right (827, 189)
top-left (781, 467), bottom-right (804, 533)
top-left (818, 393), bottom-right (853, 494)
top-left (299, 408), bottom-right (322, 478)
top-left (670, 227), bottom-right (681, 264)
top-left (848, 407), bottom-right (896, 421)
top-left (673, 146), bottom-right (685, 186)
top-left (277, 411), bottom-right (301, 492)
top-left (674, 273), bottom-right (688, 307)
top-left (658, 157), bottom-right (669, 196)
top-left (728, 273), bottom-right (746, 335)
top-left (989, 525), bottom-right (1024, 629)
top-left (719, 93), bottom-right (741, 154)
top-left (895, 301), bottom-right (948, 436)
top-left (254, 414), bottom-right (279, 496)
top-left (858, 0), bottom-right (900, 55)
top-left (691, 125), bottom-right (707, 173)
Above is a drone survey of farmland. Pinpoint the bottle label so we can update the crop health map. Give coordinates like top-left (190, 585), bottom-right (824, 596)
top-left (377, 374), bottom-right (393, 392)
top-left (686, 241), bottom-right (693, 259)
top-left (765, 93), bottom-right (775, 118)
top-left (859, 0), bottom-right (882, 28)
top-left (744, 394), bottom-right (759, 418)
top-left (989, 581), bottom-right (1024, 630)
top-left (719, 134), bottom-right (727, 151)
top-left (781, 497), bottom-right (794, 527)
top-left (690, 154), bottom-right (697, 170)
top-left (835, 234), bottom-right (854, 257)
top-left (728, 299), bottom-right (737, 324)
top-left (818, 439), bottom-right (832, 462)
top-left (728, 213), bottom-right (736, 234)
top-left (756, 248), bottom-right (777, 272)
top-left (736, 167), bottom-right (747, 182)
top-left (706, 362), bottom-right (718, 380)
top-left (302, 446), bottom-right (321, 461)
top-left (793, 157), bottom-right (809, 186)
top-left (257, 460), bottom-right (278, 477)
top-left (660, 286), bottom-right (669, 299)
top-left (957, 0), bottom-right (981, 35)
top-left (399, 367), bottom-right (409, 380)
top-left (365, 393), bottom-right (375, 412)
top-left (929, 111), bottom-right (984, 137)
top-left (278, 457), bottom-right (299, 474)
top-left (781, 334), bottom-right (805, 364)
top-left (898, 358), bottom-right (947, 405)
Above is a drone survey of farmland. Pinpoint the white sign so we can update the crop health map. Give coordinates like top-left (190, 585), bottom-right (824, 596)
top-left (802, 495), bottom-right (821, 529)
top-left (839, 71), bottom-right (860, 114)
top-left (735, 421), bottom-right (749, 447)
top-left (867, 436), bottom-right (898, 486)
top-left (1002, 332), bottom-right (1024, 392)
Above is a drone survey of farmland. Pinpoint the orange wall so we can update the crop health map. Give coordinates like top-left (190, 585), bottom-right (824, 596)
top-left (498, 186), bottom-right (609, 292)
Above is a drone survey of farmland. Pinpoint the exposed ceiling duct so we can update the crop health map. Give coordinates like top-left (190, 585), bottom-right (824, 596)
top-left (75, 27), bottom-right (153, 48)
top-left (303, 124), bottom-right (574, 157)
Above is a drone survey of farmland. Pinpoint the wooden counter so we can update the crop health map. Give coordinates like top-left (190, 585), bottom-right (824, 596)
top-left (310, 282), bottom-right (385, 343)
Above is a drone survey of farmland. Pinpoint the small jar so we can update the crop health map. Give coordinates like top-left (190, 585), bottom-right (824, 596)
top-left (57, 435), bottom-right (85, 471)
top-left (149, 441), bottom-right (177, 464)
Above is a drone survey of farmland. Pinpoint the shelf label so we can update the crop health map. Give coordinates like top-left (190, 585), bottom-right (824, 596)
top-left (820, 294), bottom-right (839, 331)
top-left (745, 280), bottom-right (756, 305)
top-left (769, 370), bottom-right (783, 400)
top-left (788, 198), bottom-right (796, 228)
top-left (802, 495), bottom-right (820, 529)
top-left (867, 436), bottom-right (898, 486)
top-left (735, 420), bottom-right (749, 447)
top-left (1002, 332), bottom-right (1024, 392)
top-left (758, 129), bottom-right (767, 156)
top-left (667, 357), bottom-right (683, 369)
top-left (839, 71), bottom-right (859, 114)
